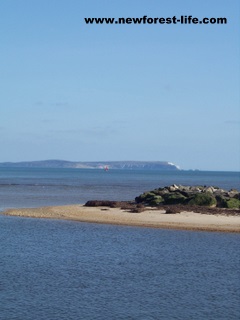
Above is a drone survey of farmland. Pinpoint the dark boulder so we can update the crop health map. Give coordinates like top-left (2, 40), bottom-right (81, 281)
top-left (188, 193), bottom-right (217, 207)
top-left (220, 198), bottom-right (240, 209)
top-left (162, 192), bottom-right (187, 205)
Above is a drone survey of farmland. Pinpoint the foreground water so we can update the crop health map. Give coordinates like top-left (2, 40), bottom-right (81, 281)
top-left (1, 215), bottom-right (239, 320)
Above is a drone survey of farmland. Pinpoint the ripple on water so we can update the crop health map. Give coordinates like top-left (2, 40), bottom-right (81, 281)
top-left (0, 215), bottom-right (240, 320)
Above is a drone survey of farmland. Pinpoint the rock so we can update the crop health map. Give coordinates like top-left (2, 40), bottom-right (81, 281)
top-left (168, 184), bottom-right (179, 192)
top-left (191, 186), bottom-right (204, 192)
top-left (220, 198), bottom-right (240, 209)
top-left (85, 200), bottom-right (116, 207)
top-left (188, 193), bottom-right (217, 207)
top-left (135, 192), bottom-right (164, 206)
top-left (205, 187), bottom-right (214, 193)
top-left (134, 185), bottom-right (239, 209)
top-left (162, 192), bottom-right (187, 205)
top-left (135, 192), bottom-right (156, 203)
top-left (165, 207), bottom-right (179, 214)
top-left (149, 195), bottom-right (164, 206)
top-left (84, 200), bottom-right (147, 212)
top-left (228, 190), bottom-right (240, 198)
top-left (153, 187), bottom-right (169, 196)
top-left (215, 195), bottom-right (227, 208)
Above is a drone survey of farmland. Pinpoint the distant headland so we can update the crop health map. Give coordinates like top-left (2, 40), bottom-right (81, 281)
top-left (0, 160), bottom-right (180, 170)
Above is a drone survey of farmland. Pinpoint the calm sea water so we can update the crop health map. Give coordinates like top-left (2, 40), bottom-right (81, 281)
top-left (0, 215), bottom-right (239, 320)
top-left (0, 168), bottom-right (240, 319)
top-left (0, 167), bottom-right (239, 211)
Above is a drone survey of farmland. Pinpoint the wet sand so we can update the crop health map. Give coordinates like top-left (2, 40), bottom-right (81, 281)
top-left (2, 204), bottom-right (240, 232)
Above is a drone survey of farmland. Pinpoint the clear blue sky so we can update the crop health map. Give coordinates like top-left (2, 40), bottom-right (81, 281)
top-left (0, 0), bottom-right (239, 171)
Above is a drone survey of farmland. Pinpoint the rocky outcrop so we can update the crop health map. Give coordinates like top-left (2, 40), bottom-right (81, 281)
top-left (84, 185), bottom-right (240, 215)
top-left (135, 185), bottom-right (240, 209)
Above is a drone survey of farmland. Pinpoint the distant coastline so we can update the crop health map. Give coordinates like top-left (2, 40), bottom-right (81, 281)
top-left (0, 160), bottom-right (180, 170)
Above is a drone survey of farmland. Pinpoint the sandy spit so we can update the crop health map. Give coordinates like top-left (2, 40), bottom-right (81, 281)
top-left (2, 205), bottom-right (240, 233)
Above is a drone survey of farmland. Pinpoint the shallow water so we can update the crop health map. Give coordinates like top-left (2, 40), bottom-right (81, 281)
top-left (1, 215), bottom-right (239, 320)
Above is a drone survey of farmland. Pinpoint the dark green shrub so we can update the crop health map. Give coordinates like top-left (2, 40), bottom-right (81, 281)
top-left (149, 195), bottom-right (164, 206)
top-left (135, 192), bottom-right (150, 203)
top-left (163, 192), bottom-right (187, 205)
top-left (135, 192), bottom-right (163, 205)
top-left (221, 198), bottom-right (240, 209)
top-left (188, 193), bottom-right (217, 207)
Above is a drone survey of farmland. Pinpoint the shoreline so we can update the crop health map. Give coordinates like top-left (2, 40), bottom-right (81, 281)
top-left (2, 204), bottom-right (240, 233)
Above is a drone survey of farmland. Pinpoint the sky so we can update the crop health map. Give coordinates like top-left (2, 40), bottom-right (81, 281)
top-left (0, 0), bottom-right (239, 171)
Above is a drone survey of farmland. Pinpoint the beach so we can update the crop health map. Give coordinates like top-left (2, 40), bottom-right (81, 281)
top-left (2, 204), bottom-right (240, 233)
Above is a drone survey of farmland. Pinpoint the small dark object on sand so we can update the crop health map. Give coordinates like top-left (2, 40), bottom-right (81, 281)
top-left (165, 207), bottom-right (179, 214)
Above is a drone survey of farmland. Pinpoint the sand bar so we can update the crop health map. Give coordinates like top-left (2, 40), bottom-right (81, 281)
top-left (2, 204), bottom-right (240, 233)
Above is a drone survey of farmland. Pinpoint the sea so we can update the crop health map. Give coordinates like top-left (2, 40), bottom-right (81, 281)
top-left (0, 168), bottom-right (240, 320)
